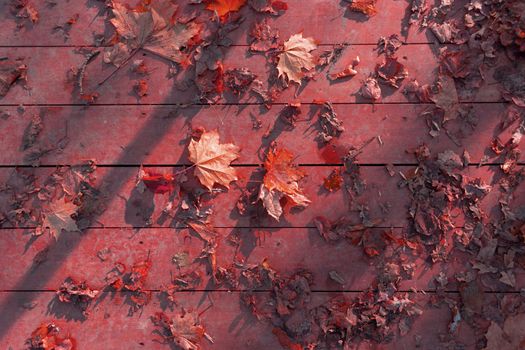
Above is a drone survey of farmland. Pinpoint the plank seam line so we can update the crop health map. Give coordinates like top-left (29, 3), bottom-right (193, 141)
top-left (0, 290), bottom-right (520, 294)
top-left (0, 163), bottom-right (516, 168)
top-left (0, 101), bottom-right (505, 107)
top-left (0, 226), bottom-right (407, 230)
top-left (0, 42), bottom-right (437, 48)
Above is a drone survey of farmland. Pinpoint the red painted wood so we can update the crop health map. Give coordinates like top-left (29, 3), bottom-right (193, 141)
top-left (0, 103), bottom-right (513, 166)
top-left (1, 228), bottom-right (524, 292)
top-left (1, 165), bottom-right (520, 229)
top-left (0, 291), bottom-right (479, 349)
top-left (0, 0), bottom-right (432, 47)
top-left (0, 45), bottom-right (504, 105)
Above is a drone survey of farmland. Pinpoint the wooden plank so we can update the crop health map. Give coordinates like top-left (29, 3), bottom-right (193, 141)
top-left (0, 103), bottom-right (513, 166)
top-left (0, 0), bottom-right (432, 47)
top-left (0, 291), bottom-right (480, 349)
top-left (1, 227), bottom-right (524, 292)
top-left (0, 165), bottom-right (522, 229)
top-left (0, 45), bottom-right (504, 105)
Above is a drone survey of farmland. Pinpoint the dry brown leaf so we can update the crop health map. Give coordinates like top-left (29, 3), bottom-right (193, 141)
top-left (188, 130), bottom-right (240, 191)
top-left (259, 147), bottom-right (310, 220)
top-left (105, 1), bottom-right (200, 66)
top-left (277, 33), bottom-right (317, 85)
top-left (151, 311), bottom-right (211, 350)
top-left (431, 75), bottom-right (459, 121)
top-left (484, 314), bottom-right (525, 350)
top-left (42, 198), bottom-right (80, 237)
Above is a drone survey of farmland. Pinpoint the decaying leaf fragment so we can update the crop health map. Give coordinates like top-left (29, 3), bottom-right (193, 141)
top-left (26, 322), bottom-right (75, 350)
top-left (360, 77), bottom-right (381, 101)
top-left (151, 310), bottom-right (213, 349)
top-left (258, 146), bottom-right (310, 220)
top-left (56, 278), bottom-right (99, 316)
top-left (249, 19), bottom-right (279, 52)
top-left (347, 0), bottom-right (378, 17)
top-left (277, 33), bottom-right (318, 85)
top-left (11, 0), bottom-right (39, 23)
top-left (188, 129), bottom-right (240, 191)
top-left (249, 0), bottom-right (288, 14)
top-left (376, 57), bottom-right (408, 88)
top-left (105, 1), bottom-right (201, 66)
top-left (0, 60), bottom-right (28, 97)
top-left (41, 198), bottom-right (80, 237)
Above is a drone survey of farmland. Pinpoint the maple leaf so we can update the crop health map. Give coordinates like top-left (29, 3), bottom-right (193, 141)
top-left (277, 33), bottom-right (318, 85)
top-left (259, 147), bottom-right (310, 220)
top-left (431, 75), bottom-right (459, 121)
top-left (151, 310), bottom-right (212, 350)
top-left (42, 198), bottom-right (80, 237)
top-left (104, 1), bottom-right (201, 66)
top-left (206, 0), bottom-right (247, 19)
top-left (484, 313), bottom-right (525, 350)
top-left (188, 130), bottom-right (240, 191)
top-left (136, 166), bottom-right (176, 194)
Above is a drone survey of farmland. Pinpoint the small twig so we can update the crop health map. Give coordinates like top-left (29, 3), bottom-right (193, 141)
top-left (78, 50), bottom-right (100, 95)
top-left (97, 49), bottom-right (140, 87)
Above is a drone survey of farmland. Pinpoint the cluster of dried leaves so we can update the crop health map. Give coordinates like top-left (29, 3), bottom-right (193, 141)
top-left (6, 0), bottom-right (525, 349)
top-left (26, 322), bottom-right (75, 350)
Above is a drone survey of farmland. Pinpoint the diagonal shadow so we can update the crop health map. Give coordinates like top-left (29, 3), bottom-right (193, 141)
top-left (0, 107), bottom-right (192, 339)
top-left (0, 7), bottom-right (249, 341)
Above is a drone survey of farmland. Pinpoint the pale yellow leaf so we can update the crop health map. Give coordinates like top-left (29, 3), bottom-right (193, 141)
top-left (188, 130), bottom-right (240, 191)
top-left (277, 33), bottom-right (317, 84)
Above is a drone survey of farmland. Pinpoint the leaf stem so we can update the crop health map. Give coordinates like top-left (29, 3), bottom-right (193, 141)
top-left (97, 48), bottom-right (140, 87)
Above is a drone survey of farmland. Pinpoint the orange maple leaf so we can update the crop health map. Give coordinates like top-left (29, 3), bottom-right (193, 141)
top-left (206, 0), bottom-right (247, 19)
top-left (259, 147), bottom-right (310, 220)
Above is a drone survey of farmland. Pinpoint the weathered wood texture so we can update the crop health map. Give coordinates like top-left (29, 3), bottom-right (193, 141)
top-left (1, 228), bottom-right (524, 292)
top-left (0, 165), bottom-right (522, 229)
top-left (0, 291), bottom-right (482, 350)
top-left (0, 45), bottom-right (505, 105)
top-left (0, 0), bottom-right (523, 349)
top-left (0, 104), bottom-right (514, 166)
top-left (0, 0), bottom-right (432, 46)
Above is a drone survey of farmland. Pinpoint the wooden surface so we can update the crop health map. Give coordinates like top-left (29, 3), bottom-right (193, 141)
top-left (1, 1), bottom-right (524, 349)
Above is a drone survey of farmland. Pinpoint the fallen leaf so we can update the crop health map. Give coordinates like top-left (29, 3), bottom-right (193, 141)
top-left (26, 322), bottom-right (76, 350)
top-left (484, 314), bottom-right (525, 350)
top-left (134, 79), bottom-right (148, 97)
top-left (259, 147), bottom-right (310, 220)
top-left (360, 77), bottom-right (381, 100)
top-left (105, 1), bottom-right (201, 66)
top-left (0, 60), bottom-right (28, 97)
top-left (249, 0), bottom-right (288, 15)
top-left (12, 0), bottom-right (39, 23)
top-left (431, 75), bottom-right (459, 121)
top-left (206, 0), bottom-right (247, 19)
top-left (348, 0), bottom-right (377, 16)
top-left (136, 166), bottom-right (176, 194)
top-left (277, 33), bottom-right (318, 85)
top-left (42, 198), bottom-right (80, 237)
top-left (151, 310), bottom-right (211, 350)
top-left (376, 56), bottom-right (408, 88)
top-left (323, 168), bottom-right (343, 192)
top-left (250, 19), bottom-right (279, 52)
top-left (188, 129), bottom-right (240, 191)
